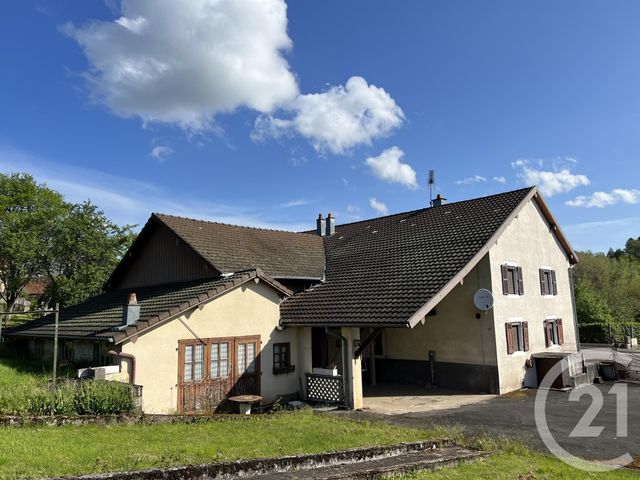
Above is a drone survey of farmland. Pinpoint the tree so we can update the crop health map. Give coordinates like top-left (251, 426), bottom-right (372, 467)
top-left (42, 201), bottom-right (135, 308)
top-left (625, 237), bottom-right (640, 260)
top-left (0, 174), bottom-right (66, 328)
top-left (0, 173), bottom-right (135, 336)
top-left (574, 250), bottom-right (640, 342)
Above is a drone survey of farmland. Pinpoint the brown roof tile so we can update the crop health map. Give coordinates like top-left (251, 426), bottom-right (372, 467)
top-left (5, 270), bottom-right (291, 343)
top-left (154, 214), bottom-right (325, 279)
top-left (280, 187), bottom-right (537, 327)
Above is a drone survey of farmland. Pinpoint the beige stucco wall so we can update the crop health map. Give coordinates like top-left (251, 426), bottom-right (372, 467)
top-left (489, 198), bottom-right (579, 393)
top-left (120, 280), bottom-right (300, 413)
top-left (383, 256), bottom-right (498, 368)
top-left (342, 327), bottom-right (363, 409)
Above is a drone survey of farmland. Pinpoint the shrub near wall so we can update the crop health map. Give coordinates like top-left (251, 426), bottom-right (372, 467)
top-left (0, 380), bottom-right (135, 416)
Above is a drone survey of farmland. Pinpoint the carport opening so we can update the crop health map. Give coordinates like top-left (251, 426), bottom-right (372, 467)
top-left (359, 327), bottom-right (499, 402)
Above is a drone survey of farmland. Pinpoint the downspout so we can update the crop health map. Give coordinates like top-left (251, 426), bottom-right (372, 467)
top-left (325, 327), bottom-right (350, 409)
top-left (108, 350), bottom-right (136, 385)
top-left (569, 267), bottom-right (581, 352)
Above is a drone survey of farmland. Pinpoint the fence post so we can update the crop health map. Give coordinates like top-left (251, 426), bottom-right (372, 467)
top-left (51, 303), bottom-right (59, 417)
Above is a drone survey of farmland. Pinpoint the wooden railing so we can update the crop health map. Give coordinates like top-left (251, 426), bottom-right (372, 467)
top-left (305, 373), bottom-right (344, 405)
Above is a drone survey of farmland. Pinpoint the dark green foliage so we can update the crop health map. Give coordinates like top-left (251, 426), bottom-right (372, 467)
top-left (0, 172), bottom-right (135, 320)
top-left (72, 380), bottom-right (135, 415)
top-left (626, 236), bottom-right (640, 260)
top-left (0, 380), bottom-right (135, 416)
top-left (575, 245), bottom-right (640, 343)
top-left (0, 344), bottom-right (134, 416)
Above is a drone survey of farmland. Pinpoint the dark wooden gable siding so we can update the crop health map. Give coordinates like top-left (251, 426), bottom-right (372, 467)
top-left (115, 223), bottom-right (218, 289)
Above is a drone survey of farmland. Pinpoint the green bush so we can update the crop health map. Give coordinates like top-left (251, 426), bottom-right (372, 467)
top-left (0, 380), bottom-right (135, 416)
top-left (73, 381), bottom-right (134, 415)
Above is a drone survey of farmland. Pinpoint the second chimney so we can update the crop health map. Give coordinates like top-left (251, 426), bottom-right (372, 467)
top-left (326, 213), bottom-right (336, 236)
top-left (316, 213), bottom-right (326, 236)
top-left (123, 292), bottom-right (141, 326)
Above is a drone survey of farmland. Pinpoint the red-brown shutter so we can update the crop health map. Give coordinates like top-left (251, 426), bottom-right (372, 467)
top-left (505, 323), bottom-right (514, 354)
top-left (551, 270), bottom-right (558, 295)
top-left (501, 265), bottom-right (510, 295)
top-left (544, 320), bottom-right (551, 347)
top-left (539, 269), bottom-right (548, 295)
top-left (523, 321), bottom-right (530, 351)
top-left (517, 267), bottom-right (525, 295)
top-left (557, 319), bottom-right (564, 345)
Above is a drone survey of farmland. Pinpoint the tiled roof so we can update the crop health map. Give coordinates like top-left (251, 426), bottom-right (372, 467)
top-left (154, 214), bottom-right (325, 279)
top-left (280, 187), bottom-right (537, 327)
top-left (5, 270), bottom-right (291, 343)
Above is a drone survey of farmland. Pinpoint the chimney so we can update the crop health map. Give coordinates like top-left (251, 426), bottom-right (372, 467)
top-left (123, 292), bottom-right (140, 326)
top-left (432, 194), bottom-right (447, 207)
top-left (316, 213), bottom-right (326, 236)
top-left (326, 213), bottom-right (336, 236)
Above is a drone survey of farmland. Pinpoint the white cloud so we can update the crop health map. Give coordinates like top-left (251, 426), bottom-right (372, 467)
top-left (254, 76), bottom-right (404, 155)
top-left (346, 204), bottom-right (360, 214)
top-left (369, 197), bottom-right (388, 215)
top-left (281, 199), bottom-right (309, 208)
top-left (566, 189), bottom-right (640, 208)
top-left (493, 176), bottom-right (507, 184)
top-left (512, 159), bottom-right (590, 196)
top-left (564, 216), bottom-right (640, 252)
top-left (63, 0), bottom-right (298, 131)
top-left (150, 145), bottom-right (173, 162)
top-left (455, 175), bottom-right (486, 185)
top-left (0, 146), bottom-right (310, 231)
top-left (365, 146), bottom-right (417, 189)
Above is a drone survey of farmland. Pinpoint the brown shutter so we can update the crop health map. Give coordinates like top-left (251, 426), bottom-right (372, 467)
top-left (544, 320), bottom-right (551, 347)
top-left (539, 269), bottom-right (548, 295)
top-left (505, 323), bottom-right (514, 354)
top-left (517, 266), bottom-right (524, 295)
top-left (557, 319), bottom-right (564, 345)
top-left (501, 265), bottom-right (510, 295)
top-left (551, 270), bottom-right (558, 295)
top-left (523, 321), bottom-right (530, 351)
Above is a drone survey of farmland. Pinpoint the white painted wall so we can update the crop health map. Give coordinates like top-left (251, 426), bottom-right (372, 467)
top-left (489, 199), bottom-right (579, 393)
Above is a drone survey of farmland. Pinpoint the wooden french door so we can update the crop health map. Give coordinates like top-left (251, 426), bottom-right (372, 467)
top-left (178, 335), bottom-right (260, 413)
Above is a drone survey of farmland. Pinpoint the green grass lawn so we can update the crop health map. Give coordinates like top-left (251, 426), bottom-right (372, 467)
top-left (400, 442), bottom-right (640, 480)
top-left (2, 347), bottom-right (637, 479)
top-left (0, 411), bottom-right (445, 479)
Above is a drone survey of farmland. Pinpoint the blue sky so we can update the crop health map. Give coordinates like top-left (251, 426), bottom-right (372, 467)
top-left (1, 1), bottom-right (639, 252)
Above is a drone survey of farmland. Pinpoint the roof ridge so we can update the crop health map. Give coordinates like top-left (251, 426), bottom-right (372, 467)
top-left (329, 186), bottom-right (536, 229)
top-left (153, 212), bottom-right (317, 237)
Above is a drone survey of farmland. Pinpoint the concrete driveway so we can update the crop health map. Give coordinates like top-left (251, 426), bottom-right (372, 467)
top-left (363, 384), bottom-right (494, 415)
top-left (354, 382), bottom-right (640, 463)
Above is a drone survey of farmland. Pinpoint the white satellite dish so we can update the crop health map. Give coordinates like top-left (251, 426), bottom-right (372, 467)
top-left (473, 289), bottom-right (494, 311)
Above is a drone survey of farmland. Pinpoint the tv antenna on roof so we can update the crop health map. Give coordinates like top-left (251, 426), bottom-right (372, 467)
top-left (428, 170), bottom-right (435, 207)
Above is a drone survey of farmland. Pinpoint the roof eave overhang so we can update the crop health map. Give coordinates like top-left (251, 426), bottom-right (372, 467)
top-left (532, 191), bottom-right (579, 265)
top-left (3, 332), bottom-right (114, 342)
top-left (115, 269), bottom-right (292, 345)
top-left (279, 321), bottom-right (410, 328)
top-left (406, 186), bottom-right (539, 328)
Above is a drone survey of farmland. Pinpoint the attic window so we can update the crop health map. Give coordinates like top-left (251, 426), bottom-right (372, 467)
top-left (372, 230), bottom-right (378, 234)
top-left (400, 218), bottom-right (407, 223)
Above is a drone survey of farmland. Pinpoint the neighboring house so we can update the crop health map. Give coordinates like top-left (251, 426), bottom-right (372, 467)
top-left (1, 278), bottom-right (48, 313)
top-left (4, 187), bottom-right (580, 413)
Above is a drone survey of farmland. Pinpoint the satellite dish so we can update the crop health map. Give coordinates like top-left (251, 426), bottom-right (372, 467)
top-left (473, 289), bottom-right (494, 312)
